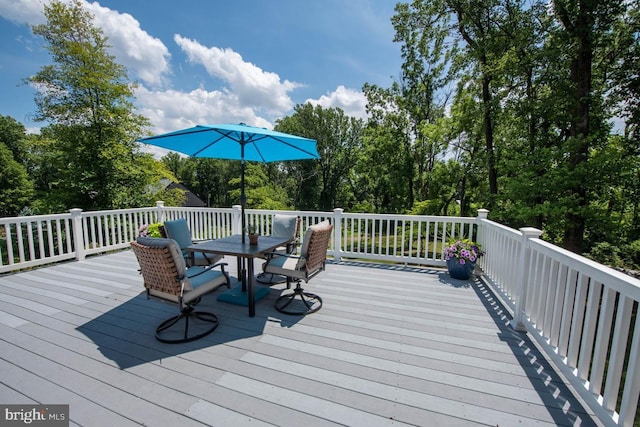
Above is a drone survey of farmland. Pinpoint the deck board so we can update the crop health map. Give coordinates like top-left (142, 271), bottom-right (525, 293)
top-left (0, 251), bottom-right (602, 426)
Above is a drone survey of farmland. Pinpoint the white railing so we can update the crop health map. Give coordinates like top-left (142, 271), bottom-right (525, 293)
top-left (1, 203), bottom-right (638, 426)
top-left (0, 203), bottom-right (482, 273)
top-left (0, 206), bottom-right (164, 272)
top-left (247, 207), bottom-right (480, 266)
top-left (478, 217), bottom-right (640, 427)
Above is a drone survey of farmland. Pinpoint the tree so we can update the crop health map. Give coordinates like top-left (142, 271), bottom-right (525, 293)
top-left (0, 143), bottom-right (34, 216)
top-left (0, 115), bottom-right (30, 166)
top-left (228, 163), bottom-right (291, 210)
top-left (392, 2), bottom-right (449, 204)
top-left (275, 103), bottom-right (363, 211)
top-left (388, 0), bottom-right (639, 257)
top-left (360, 83), bottom-right (416, 213)
top-left (26, 0), bottom-right (153, 211)
top-left (393, 0), bottom-right (511, 209)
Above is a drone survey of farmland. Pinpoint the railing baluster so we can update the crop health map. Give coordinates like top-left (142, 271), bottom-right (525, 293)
top-left (618, 308), bottom-right (640, 427)
top-left (603, 295), bottom-right (634, 412)
top-left (549, 264), bottom-right (568, 347)
top-left (589, 287), bottom-right (616, 395)
top-left (558, 268), bottom-right (578, 357)
top-left (577, 280), bottom-right (603, 380)
top-left (568, 273), bottom-right (589, 368)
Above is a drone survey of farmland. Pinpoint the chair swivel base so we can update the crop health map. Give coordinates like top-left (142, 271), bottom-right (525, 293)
top-left (275, 285), bottom-right (322, 315)
top-left (156, 306), bottom-right (219, 344)
top-left (256, 272), bottom-right (287, 285)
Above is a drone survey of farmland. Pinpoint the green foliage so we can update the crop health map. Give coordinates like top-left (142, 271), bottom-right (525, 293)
top-left (387, 0), bottom-right (640, 265)
top-left (275, 103), bottom-right (364, 211)
top-left (586, 242), bottom-right (624, 268)
top-left (139, 222), bottom-right (163, 238)
top-left (623, 240), bottom-right (640, 269)
top-left (0, 143), bottom-right (34, 216)
top-left (0, 115), bottom-right (30, 165)
top-left (410, 199), bottom-right (456, 216)
top-left (247, 223), bottom-right (258, 235)
top-left (228, 163), bottom-right (291, 210)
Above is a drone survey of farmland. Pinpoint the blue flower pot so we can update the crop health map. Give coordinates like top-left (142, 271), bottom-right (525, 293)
top-left (446, 258), bottom-right (475, 280)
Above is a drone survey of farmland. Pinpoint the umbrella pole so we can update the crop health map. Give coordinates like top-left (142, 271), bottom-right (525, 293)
top-left (241, 143), bottom-right (246, 244)
top-left (240, 144), bottom-right (247, 292)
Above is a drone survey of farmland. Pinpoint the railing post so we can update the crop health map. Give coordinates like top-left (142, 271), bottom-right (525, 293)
top-left (232, 205), bottom-right (242, 235)
top-left (333, 208), bottom-right (343, 262)
top-left (510, 227), bottom-right (543, 332)
top-left (476, 208), bottom-right (489, 246)
top-left (155, 201), bottom-right (165, 223)
top-left (69, 208), bottom-right (85, 261)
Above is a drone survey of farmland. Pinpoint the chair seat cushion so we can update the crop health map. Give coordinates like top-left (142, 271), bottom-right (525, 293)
top-left (183, 266), bottom-right (228, 303)
top-left (148, 266), bottom-right (227, 305)
top-left (264, 254), bottom-right (307, 280)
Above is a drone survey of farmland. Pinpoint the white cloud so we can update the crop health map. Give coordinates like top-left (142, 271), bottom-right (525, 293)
top-left (174, 35), bottom-right (300, 116)
top-left (0, 0), bottom-right (171, 88)
top-left (0, 0), bottom-right (45, 25)
top-left (306, 85), bottom-right (368, 120)
top-left (83, 2), bottom-right (171, 88)
top-left (135, 86), bottom-right (272, 135)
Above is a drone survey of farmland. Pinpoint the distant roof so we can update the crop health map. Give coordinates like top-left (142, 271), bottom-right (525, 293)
top-left (165, 182), bottom-right (206, 207)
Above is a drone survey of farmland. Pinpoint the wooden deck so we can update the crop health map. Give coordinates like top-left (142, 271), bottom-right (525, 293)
top-left (0, 250), bottom-right (601, 426)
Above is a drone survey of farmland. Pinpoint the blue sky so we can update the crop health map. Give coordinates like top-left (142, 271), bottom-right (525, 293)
top-left (0, 0), bottom-right (402, 134)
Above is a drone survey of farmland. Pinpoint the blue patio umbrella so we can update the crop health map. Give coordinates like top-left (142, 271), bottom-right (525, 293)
top-left (137, 123), bottom-right (319, 242)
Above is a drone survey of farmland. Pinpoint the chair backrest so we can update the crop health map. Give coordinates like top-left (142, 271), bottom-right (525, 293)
top-left (272, 214), bottom-right (299, 239)
top-left (298, 220), bottom-right (333, 274)
top-left (131, 237), bottom-right (192, 297)
top-left (163, 219), bottom-right (193, 250)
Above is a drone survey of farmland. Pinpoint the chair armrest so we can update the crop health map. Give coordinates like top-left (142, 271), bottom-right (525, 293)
top-left (186, 262), bottom-right (228, 278)
top-left (263, 251), bottom-right (302, 261)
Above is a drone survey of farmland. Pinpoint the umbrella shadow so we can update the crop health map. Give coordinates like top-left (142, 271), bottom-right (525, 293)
top-left (76, 282), bottom-right (301, 370)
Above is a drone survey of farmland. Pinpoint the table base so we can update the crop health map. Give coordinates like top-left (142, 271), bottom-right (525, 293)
top-left (217, 284), bottom-right (271, 307)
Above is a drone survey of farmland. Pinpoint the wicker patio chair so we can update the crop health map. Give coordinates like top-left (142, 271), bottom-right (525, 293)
top-left (131, 236), bottom-right (230, 343)
top-left (261, 220), bottom-right (332, 315)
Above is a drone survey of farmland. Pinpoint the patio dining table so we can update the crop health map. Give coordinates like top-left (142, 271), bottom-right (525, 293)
top-left (185, 234), bottom-right (293, 317)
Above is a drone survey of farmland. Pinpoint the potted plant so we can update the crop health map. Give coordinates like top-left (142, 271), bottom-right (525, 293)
top-left (247, 223), bottom-right (259, 245)
top-left (444, 238), bottom-right (482, 280)
top-left (138, 223), bottom-right (165, 238)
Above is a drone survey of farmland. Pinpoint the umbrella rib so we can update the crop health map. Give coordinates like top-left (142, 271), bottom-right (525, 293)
top-left (192, 129), bottom-right (239, 157)
top-left (140, 127), bottom-right (212, 141)
top-left (266, 135), bottom-right (319, 159)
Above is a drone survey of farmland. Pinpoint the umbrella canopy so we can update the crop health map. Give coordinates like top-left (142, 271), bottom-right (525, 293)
top-left (137, 123), bottom-right (319, 242)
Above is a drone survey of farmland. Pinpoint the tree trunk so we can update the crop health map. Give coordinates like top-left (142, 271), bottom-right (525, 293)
top-left (482, 74), bottom-right (498, 197)
top-left (561, 6), bottom-right (594, 254)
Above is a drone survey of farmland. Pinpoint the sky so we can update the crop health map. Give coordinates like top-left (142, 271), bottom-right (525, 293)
top-left (0, 0), bottom-right (402, 135)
